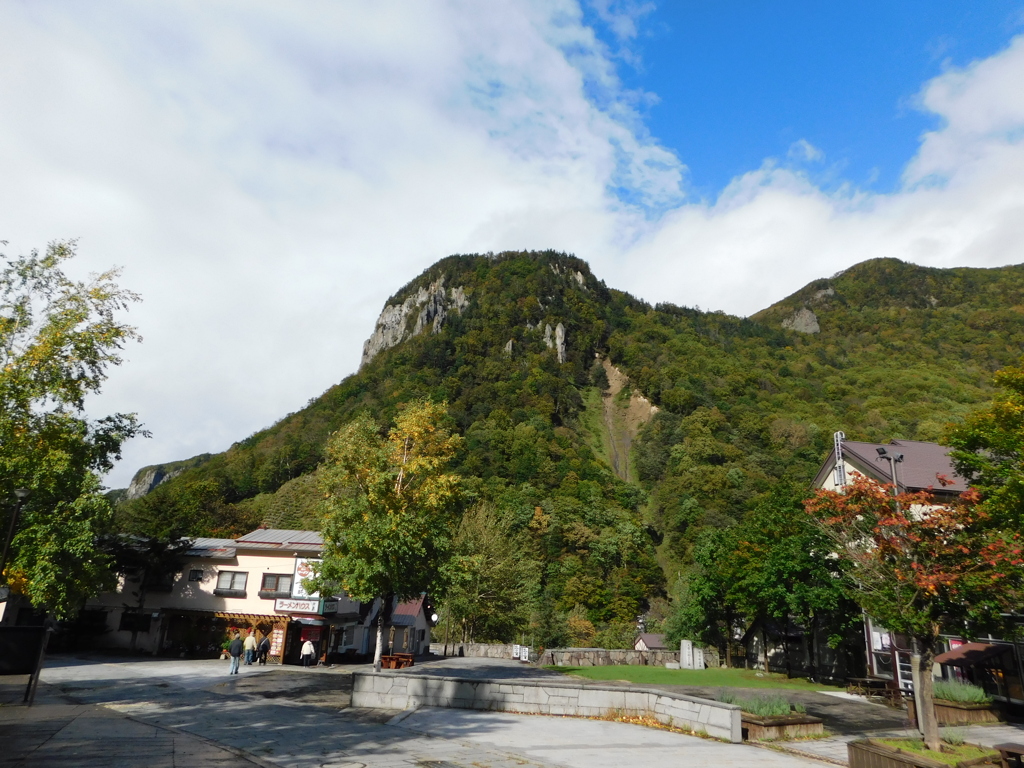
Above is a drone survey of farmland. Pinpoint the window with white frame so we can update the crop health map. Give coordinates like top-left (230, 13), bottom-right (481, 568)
top-left (215, 571), bottom-right (247, 593)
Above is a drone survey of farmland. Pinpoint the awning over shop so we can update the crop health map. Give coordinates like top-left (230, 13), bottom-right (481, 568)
top-left (167, 609), bottom-right (285, 623)
top-left (934, 642), bottom-right (1007, 668)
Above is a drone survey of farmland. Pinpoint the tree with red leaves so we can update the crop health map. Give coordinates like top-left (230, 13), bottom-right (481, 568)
top-left (805, 473), bottom-right (1024, 752)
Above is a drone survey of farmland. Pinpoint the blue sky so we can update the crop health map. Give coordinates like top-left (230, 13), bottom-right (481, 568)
top-left (587, 1), bottom-right (1024, 197)
top-left (2, 1), bottom-right (1024, 482)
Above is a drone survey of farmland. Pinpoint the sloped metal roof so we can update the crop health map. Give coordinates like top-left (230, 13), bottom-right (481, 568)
top-left (233, 529), bottom-right (323, 551)
top-left (186, 538), bottom-right (237, 559)
top-left (814, 438), bottom-right (968, 493)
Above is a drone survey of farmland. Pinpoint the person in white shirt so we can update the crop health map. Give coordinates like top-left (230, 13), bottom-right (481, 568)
top-left (301, 639), bottom-right (316, 667)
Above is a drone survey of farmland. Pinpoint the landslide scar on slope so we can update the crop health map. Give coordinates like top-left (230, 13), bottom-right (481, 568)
top-left (599, 357), bottom-right (658, 482)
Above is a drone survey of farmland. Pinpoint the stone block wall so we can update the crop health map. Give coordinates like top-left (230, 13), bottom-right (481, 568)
top-left (538, 647), bottom-right (681, 667)
top-left (351, 671), bottom-right (742, 743)
top-left (430, 642), bottom-right (525, 659)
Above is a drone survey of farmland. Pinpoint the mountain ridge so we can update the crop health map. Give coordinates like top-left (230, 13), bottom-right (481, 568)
top-left (115, 251), bottom-right (1024, 642)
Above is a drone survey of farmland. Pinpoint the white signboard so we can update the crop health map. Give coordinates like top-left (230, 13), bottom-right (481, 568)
top-left (275, 598), bottom-right (319, 613)
top-left (692, 647), bottom-right (705, 670)
top-left (292, 558), bottom-right (321, 599)
top-left (520, 646), bottom-right (530, 662)
top-left (680, 639), bottom-right (694, 670)
top-left (512, 644), bottom-right (521, 659)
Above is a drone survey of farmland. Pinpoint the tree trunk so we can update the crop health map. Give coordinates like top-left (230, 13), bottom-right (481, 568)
top-left (807, 614), bottom-right (818, 683)
top-left (372, 603), bottom-right (384, 673)
top-left (130, 569), bottom-right (148, 653)
top-left (912, 640), bottom-right (941, 752)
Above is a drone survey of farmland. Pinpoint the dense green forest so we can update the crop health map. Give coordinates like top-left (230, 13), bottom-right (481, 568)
top-left (116, 251), bottom-right (1024, 646)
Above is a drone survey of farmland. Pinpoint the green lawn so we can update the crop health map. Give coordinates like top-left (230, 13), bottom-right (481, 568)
top-left (547, 665), bottom-right (842, 691)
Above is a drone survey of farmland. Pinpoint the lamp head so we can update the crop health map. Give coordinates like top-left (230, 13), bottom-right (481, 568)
top-left (876, 447), bottom-right (888, 456)
top-left (13, 488), bottom-right (30, 501)
top-left (891, 452), bottom-right (904, 462)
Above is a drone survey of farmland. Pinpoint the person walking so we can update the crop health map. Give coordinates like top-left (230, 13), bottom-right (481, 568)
top-left (243, 630), bottom-right (257, 665)
top-left (300, 638), bottom-right (316, 668)
top-left (258, 634), bottom-right (271, 665)
top-left (228, 632), bottom-right (243, 675)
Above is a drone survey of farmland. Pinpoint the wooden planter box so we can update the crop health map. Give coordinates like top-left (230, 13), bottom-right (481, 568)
top-left (741, 712), bottom-right (824, 741)
top-left (848, 739), bottom-right (998, 768)
top-left (908, 698), bottom-right (1002, 726)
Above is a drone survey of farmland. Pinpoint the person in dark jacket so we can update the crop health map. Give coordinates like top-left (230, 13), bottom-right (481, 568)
top-left (257, 635), bottom-right (271, 665)
top-left (228, 632), bottom-right (243, 675)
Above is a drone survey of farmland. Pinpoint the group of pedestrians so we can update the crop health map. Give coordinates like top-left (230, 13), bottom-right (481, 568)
top-left (227, 630), bottom-right (272, 674)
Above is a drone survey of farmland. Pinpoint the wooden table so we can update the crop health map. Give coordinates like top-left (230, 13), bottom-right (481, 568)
top-left (994, 742), bottom-right (1024, 768)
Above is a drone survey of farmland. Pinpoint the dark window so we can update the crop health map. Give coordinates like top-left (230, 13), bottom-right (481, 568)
top-left (261, 574), bottom-right (292, 592)
top-left (418, 629), bottom-right (425, 642)
top-left (188, 569), bottom-right (203, 582)
top-left (259, 573), bottom-right (293, 598)
top-left (119, 611), bottom-right (152, 633)
top-left (214, 571), bottom-right (248, 596)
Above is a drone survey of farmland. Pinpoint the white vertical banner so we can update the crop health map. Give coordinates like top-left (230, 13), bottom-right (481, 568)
top-left (692, 647), bottom-right (705, 670)
top-left (292, 558), bottom-right (321, 599)
top-left (512, 644), bottom-right (521, 659)
top-left (680, 639), bottom-right (693, 669)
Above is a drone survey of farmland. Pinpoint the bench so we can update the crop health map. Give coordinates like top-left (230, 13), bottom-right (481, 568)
top-left (380, 654), bottom-right (415, 669)
top-left (846, 677), bottom-right (903, 706)
top-left (994, 743), bottom-right (1024, 768)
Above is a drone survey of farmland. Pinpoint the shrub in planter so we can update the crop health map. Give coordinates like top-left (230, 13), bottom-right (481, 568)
top-left (908, 682), bottom-right (1001, 726)
top-left (848, 737), bottom-right (998, 767)
top-left (718, 692), bottom-right (824, 741)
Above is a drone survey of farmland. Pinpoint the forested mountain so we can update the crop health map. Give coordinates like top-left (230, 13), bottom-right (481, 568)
top-left (116, 251), bottom-right (1024, 644)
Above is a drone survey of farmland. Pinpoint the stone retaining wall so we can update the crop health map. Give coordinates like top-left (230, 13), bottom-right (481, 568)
top-left (352, 671), bottom-right (742, 743)
top-left (539, 648), bottom-right (681, 667)
top-left (430, 643), bottom-right (522, 659)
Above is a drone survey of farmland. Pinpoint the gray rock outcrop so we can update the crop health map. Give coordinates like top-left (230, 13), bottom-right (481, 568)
top-left (360, 277), bottom-right (469, 368)
top-left (122, 453), bottom-right (213, 501)
top-left (781, 307), bottom-right (820, 334)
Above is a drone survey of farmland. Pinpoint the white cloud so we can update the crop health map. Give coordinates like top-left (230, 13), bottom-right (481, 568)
top-left (1, 3), bottom-right (1023, 486)
top-left (787, 139), bottom-right (825, 163)
top-left (616, 34), bottom-right (1024, 316)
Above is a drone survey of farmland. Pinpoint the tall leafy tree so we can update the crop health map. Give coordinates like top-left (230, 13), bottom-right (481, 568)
top-left (806, 474), bottom-right (1024, 752)
top-left (947, 359), bottom-right (1024, 528)
top-left (726, 489), bottom-right (858, 679)
top-left (1, 241), bottom-right (143, 618)
top-left (442, 503), bottom-right (536, 643)
top-left (312, 400), bottom-right (463, 671)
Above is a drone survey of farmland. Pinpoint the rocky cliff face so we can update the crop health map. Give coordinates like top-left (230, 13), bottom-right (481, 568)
top-left (122, 454), bottom-right (212, 501)
top-left (360, 277), bottom-right (469, 368)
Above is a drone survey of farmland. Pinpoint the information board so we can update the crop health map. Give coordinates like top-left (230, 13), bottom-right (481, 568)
top-left (269, 627), bottom-right (285, 657)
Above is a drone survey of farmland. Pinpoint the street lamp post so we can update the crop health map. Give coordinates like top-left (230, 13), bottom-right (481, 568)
top-left (875, 447), bottom-right (904, 495)
top-left (1, 488), bottom-right (31, 583)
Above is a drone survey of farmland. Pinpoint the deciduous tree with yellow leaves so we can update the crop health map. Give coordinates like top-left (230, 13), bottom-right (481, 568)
top-left (311, 400), bottom-right (463, 671)
top-left (1, 241), bottom-right (143, 617)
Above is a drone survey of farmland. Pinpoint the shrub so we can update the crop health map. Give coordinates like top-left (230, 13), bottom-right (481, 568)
top-left (718, 691), bottom-right (799, 717)
top-left (933, 680), bottom-right (992, 704)
top-left (941, 727), bottom-right (966, 746)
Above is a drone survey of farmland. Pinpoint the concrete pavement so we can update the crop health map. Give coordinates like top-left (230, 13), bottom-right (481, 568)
top-left (3, 655), bottom-right (834, 767)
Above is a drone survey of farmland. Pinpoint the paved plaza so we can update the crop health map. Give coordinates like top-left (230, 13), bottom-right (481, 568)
top-left (0, 654), bottom-right (828, 767)
top-left (2, 654), bottom-right (1022, 767)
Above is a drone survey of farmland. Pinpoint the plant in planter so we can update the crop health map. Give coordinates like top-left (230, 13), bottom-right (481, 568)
top-left (908, 681), bottom-right (1001, 727)
top-left (848, 734), bottom-right (999, 768)
top-left (718, 692), bottom-right (824, 741)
